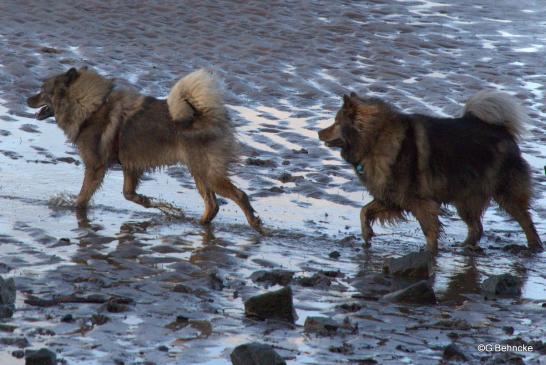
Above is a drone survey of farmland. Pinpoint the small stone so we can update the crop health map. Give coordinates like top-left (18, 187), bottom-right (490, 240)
top-left (485, 352), bottom-right (524, 365)
top-left (250, 270), bottom-right (294, 287)
top-left (502, 326), bottom-right (514, 335)
top-left (383, 250), bottom-right (433, 278)
top-left (442, 343), bottom-right (468, 362)
top-left (482, 274), bottom-right (521, 297)
top-left (328, 251), bottom-right (340, 259)
top-left (60, 314), bottom-right (74, 323)
top-left (157, 345), bottom-right (169, 352)
top-left (328, 342), bottom-right (353, 354)
top-left (12, 350), bottom-right (25, 359)
top-left (304, 316), bottom-right (340, 336)
top-left (0, 263), bottom-right (11, 274)
top-left (0, 276), bottom-right (16, 305)
top-left (230, 342), bottom-right (286, 365)
top-left (244, 287), bottom-right (296, 323)
top-left (0, 305), bottom-right (14, 318)
top-left (246, 158), bottom-right (276, 167)
top-left (25, 348), bottom-right (57, 365)
top-left (173, 284), bottom-right (193, 294)
top-left (0, 337), bottom-right (30, 348)
top-left (28, 328), bottom-right (55, 336)
top-left (381, 280), bottom-right (436, 304)
top-left (295, 273), bottom-right (331, 288)
top-left (106, 298), bottom-right (130, 313)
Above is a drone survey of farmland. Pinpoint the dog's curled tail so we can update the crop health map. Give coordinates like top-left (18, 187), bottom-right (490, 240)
top-left (464, 90), bottom-right (527, 139)
top-left (167, 68), bottom-right (227, 125)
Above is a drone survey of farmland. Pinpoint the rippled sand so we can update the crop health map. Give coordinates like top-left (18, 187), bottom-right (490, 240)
top-left (0, 1), bottom-right (545, 364)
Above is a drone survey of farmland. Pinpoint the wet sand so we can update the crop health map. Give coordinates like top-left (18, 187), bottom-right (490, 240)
top-left (0, 0), bottom-right (545, 364)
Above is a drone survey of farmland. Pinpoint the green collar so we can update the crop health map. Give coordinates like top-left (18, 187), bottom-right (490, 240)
top-left (356, 164), bottom-right (364, 175)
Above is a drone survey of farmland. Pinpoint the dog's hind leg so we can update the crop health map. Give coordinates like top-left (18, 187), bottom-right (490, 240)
top-left (494, 189), bottom-right (543, 251)
top-left (211, 177), bottom-right (262, 232)
top-left (410, 199), bottom-right (442, 252)
top-left (75, 165), bottom-right (107, 208)
top-left (455, 199), bottom-right (487, 247)
top-left (195, 178), bottom-right (219, 225)
top-left (122, 169), bottom-right (152, 208)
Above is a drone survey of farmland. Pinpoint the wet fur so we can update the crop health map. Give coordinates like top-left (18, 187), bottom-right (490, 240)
top-left (319, 92), bottom-right (543, 252)
top-left (27, 67), bottom-right (262, 231)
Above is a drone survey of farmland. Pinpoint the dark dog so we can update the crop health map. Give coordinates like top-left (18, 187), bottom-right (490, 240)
top-left (27, 67), bottom-right (262, 231)
top-left (319, 91), bottom-right (542, 252)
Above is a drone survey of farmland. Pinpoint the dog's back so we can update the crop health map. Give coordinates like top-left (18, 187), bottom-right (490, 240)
top-left (415, 112), bottom-right (524, 201)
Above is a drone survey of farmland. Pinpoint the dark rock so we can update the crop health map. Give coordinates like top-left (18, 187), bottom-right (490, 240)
top-left (0, 263), bottom-right (11, 274)
top-left (246, 158), bottom-right (276, 167)
top-left (60, 314), bottom-right (74, 323)
top-left (442, 343), bottom-right (468, 361)
top-left (28, 328), bottom-right (55, 336)
top-left (356, 359), bottom-right (378, 365)
top-left (304, 316), bottom-right (339, 335)
top-left (395, 344), bottom-right (415, 353)
top-left (329, 342), bottom-right (353, 354)
top-left (502, 326), bottom-right (514, 335)
top-left (383, 250), bottom-right (433, 278)
top-left (278, 172), bottom-right (304, 184)
top-left (230, 342), bottom-right (286, 365)
top-left (482, 274), bottom-right (521, 297)
top-left (0, 337), bottom-right (30, 348)
top-left (0, 276), bottom-right (16, 305)
top-left (0, 305), bottom-right (14, 318)
top-left (208, 271), bottom-right (225, 291)
top-left (12, 350), bottom-right (25, 359)
top-left (105, 297), bottom-right (132, 313)
top-left (244, 287), bottom-right (296, 323)
top-left (484, 352), bottom-right (524, 365)
top-left (157, 345), bottom-right (169, 352)
top-left (40, 47), bottom-right (61, 54)
top-left (292, 148), bottom-right (308, 154)
top-left (294, 273), bottom-right (331, 288)
top-left (250, 270), bottom-right (294, 287)
top-left (25, 348), bottom-right (57, 365)
top-left (381, 280), bottom-right (436, 304)
top-left (352, 273), bottom-right (392, 299)
top-left (337, 303), bottom-right (362, 313)
top-left (173, 284), bottom-right (193, 294)
top-left (328, 251), bottom-right (340, 259)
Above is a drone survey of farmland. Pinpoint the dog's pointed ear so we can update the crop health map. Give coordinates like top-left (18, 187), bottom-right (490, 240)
top-left (350, 92), bottom-right (358, 98)
top-left (64, 68), bottom-right (79, 86)
top-left (343, 94), bottom-right (351, 105)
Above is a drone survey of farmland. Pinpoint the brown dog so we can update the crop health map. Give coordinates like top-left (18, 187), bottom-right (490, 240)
top-left (319, 91), bottom-right (542, 252)
top-left (27, 67), bottom-right (262, 231)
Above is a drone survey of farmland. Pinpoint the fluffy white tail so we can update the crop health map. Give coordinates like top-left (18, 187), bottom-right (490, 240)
top-left (464, 90), bottom-right (527, 139)
top-left (167, 68), bottom-right (227, 124)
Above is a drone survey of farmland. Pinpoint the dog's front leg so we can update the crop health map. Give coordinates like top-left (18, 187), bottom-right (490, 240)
top-left (360, 199), bottom-right (382, 246)
top-left (75, 165), bottom-right (106, 209)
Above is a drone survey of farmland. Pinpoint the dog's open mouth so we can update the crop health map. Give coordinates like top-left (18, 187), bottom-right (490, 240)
top-left (325, 138), bottom-right (345, 148)
top-left (35, 105), bottom-right (54, 120)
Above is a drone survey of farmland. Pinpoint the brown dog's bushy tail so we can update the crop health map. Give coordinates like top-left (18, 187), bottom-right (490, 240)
top-left (464, 90), bottom-right (527, 139)
top-left (167, 69), bottom-right (229, 131)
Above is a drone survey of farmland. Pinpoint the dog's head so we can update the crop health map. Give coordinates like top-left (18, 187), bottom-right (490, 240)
top-left (318, 92), bottom-right (384, 150)
top-left (27, 68), bottom-right (81, 120)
